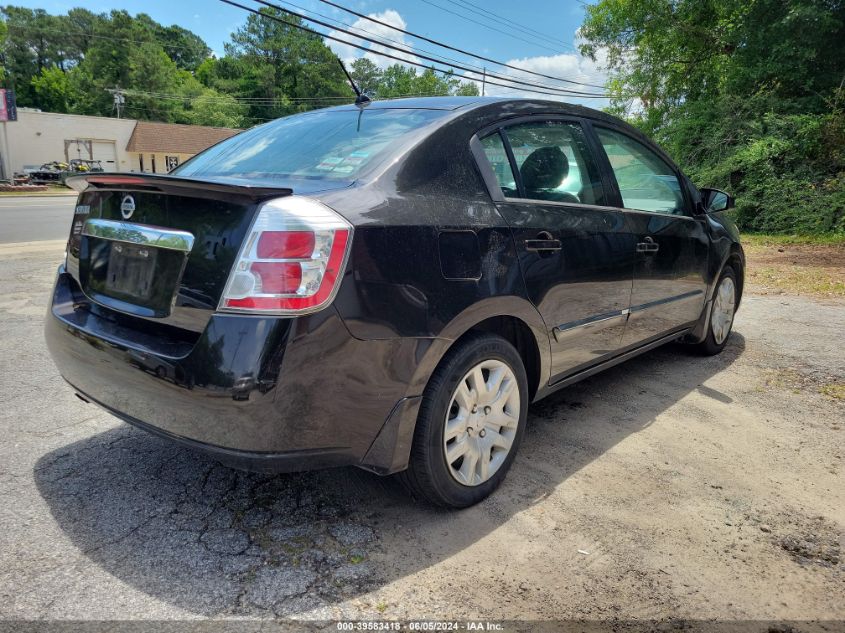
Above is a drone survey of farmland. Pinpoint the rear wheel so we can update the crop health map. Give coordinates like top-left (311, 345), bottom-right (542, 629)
top-left (692, 266), bottom-right (737, 355)
top-left (399, 333), bottom-right (528, 508)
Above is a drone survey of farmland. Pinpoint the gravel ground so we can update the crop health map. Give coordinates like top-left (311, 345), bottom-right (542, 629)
top-left (0, 241), bottom-right (842, 623)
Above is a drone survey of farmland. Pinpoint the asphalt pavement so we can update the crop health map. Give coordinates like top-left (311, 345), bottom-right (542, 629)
top-left (0, 195), bottom-right (77, 244)
top-left (1, 242), bottom-right (843, 621)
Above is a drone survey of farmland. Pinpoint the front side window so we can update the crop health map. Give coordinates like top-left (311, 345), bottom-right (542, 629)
top-left (504, 121), bottom-right (606, 205)
top-left (595, 127), bottom-right (686, 215)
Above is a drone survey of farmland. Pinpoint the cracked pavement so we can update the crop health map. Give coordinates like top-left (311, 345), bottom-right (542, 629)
top-left (1, 241), bottom-right (843, 622)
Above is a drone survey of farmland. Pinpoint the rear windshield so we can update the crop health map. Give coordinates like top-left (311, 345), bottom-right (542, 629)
top-left (172, 108), bottom-right (447, 182)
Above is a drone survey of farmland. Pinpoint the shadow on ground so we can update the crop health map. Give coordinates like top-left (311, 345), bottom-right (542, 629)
top-left (34, 335), bottom-right (745, 617)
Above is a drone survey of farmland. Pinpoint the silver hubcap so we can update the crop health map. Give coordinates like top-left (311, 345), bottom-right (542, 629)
top-left (443, 359), bottom-right (520, 487)
top-left (711, 276), bottom-right (736, 345)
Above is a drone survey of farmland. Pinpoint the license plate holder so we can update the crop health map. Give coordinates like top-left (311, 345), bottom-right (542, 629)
top-left (105, 242), bottom-right (158, 300)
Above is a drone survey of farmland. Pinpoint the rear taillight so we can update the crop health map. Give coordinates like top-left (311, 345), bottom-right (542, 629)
top-left (219, 196), bottom-right (352, 315)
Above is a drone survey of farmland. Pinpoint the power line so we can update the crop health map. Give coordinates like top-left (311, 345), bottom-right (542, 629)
top-left (417, 0), bottom-right (566, 57)
top-left (275, 0), bottom-right (494, 79)
top-left (224, 0), bottom-right (603, 98)
top-left (311, 0), bottom-right (606, 90)
top-left (450, 0), bottom-right (573, 50)
top-left (275, 0), bottom-right (604, 97)
top-left (247, 0), bottom-right (608, 97)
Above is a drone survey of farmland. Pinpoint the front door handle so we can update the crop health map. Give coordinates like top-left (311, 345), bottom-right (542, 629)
top-left (524, 232), bottom-right (562, 253)
top-left (636, 236), bottom-right (660, 253)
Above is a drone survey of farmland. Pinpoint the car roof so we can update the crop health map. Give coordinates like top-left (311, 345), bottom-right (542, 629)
top-left (330, 96), bottom-right (497, 111)
top-left (329, 95), bottom-right (606, 118)
top-left (328, 96), bottom-right (679, 177)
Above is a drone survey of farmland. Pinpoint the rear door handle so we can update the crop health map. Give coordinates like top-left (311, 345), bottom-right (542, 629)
top-left (524, 233), bottom-right (562, 253)
top-left (636, 236), bottom-right (660, 253)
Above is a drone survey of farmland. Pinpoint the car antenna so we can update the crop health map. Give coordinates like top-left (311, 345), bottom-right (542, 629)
top-left (336, 56), bottom-right (371, 110)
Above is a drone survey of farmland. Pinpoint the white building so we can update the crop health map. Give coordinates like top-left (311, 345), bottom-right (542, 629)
top-left (0, 109), bottom-right (239, 179)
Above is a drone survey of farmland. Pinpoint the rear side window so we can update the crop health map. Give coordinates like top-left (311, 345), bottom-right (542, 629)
top-left (504, 121), bottom-right (606, 205)
top-left (595, 127), bottom-right (686, 215)
top-left (480, 132), bottom-right (518, 197)
top-left (173, 108), bottom-right (447, 182)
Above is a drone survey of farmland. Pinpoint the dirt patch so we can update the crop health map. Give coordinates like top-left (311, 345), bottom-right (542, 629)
top-left (776, 514), bottom-right (842, 567)
top-left (743, 241), bottom-right (845, 297)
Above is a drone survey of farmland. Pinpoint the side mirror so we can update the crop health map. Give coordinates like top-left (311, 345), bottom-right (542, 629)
top-left (700, 187), bottom-right (734, 213)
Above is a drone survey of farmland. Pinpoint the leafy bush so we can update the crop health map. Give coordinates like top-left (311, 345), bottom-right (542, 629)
top-left (687, 107), bottom-right (845, 233)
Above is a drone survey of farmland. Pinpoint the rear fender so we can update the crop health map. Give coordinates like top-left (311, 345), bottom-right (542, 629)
top-left (405, 295), bottom-right (551, 398)
top-left (360, 295), bottom-right (550, 475)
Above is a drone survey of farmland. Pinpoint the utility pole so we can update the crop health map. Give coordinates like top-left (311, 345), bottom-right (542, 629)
top-left (0, 89), bottom-right (17, 182)
top-left (482, 67), bottom-right (486, 96)
top-left (105, 86), bottom-right (125, 118)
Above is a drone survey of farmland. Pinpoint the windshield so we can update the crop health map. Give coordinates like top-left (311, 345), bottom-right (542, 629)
top-left (172, 108), bottom-right (448, 182)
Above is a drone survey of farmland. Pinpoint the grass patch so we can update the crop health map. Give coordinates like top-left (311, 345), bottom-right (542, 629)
top-left (762, 368), bottom-right (805, 394)
top-left (748, 265), bottom-right (845, 296)
top-left (741, 233), bottom-right (845, 246)
top-left (741, 234), bottom-right (845, 297)
top-left (819, 383), bottom-right (845, 401)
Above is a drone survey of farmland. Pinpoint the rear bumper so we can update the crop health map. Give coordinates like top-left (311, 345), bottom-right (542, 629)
top-left (45, 268), bottom-right (427, 473)
top-left (69, 384), bottom-right (358, 473)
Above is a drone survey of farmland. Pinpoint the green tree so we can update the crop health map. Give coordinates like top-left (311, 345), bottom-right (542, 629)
top-left (177, 72), bottom-right (247, 127)
top-left (580, 0), bottom-right (845, 233)
top-left (224, 7), bottom-right (351, 120)
top-left (2, 6), bottom-right (63, 105)
top-left (183, 89), bottom-right (246, 128)
top-left (375, 64), bottom-right (478, 98)
top-left (155, 24), bottom-right (210, 71)
top-left (68, 10), bottom-right (142, 115)
top-left (0, 18), bottom-right (6, 85)
top-left (350, 57), bottom-right (382, 95)
top-left (63, 8), bottom-right (104, 59)
top-left (30, 64), bottom-right (71, 111)
top-left (125, 42), bottom-right (184, 121)
top-left (1, 3), bottom-right (478, 133)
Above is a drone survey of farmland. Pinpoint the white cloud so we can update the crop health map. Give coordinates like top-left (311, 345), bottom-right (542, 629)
top-left (326, 9), bottom-right (420, 69)
top-left (461, 45), bottom-right (611, 109)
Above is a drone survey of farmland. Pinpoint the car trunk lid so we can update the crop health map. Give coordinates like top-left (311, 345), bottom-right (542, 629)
top-left (64, 173), bottom-right (347, 333)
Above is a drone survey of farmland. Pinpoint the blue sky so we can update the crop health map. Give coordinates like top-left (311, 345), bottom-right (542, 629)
top-left (14, 0), bottom-right (608, 104)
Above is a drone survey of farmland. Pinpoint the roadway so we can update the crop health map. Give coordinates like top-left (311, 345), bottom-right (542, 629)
top-left (0, 195), bottom-right (77, 243)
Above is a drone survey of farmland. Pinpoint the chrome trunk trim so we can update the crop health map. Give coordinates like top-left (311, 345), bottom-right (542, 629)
top-left (82, 219), bottom-right (195, 253)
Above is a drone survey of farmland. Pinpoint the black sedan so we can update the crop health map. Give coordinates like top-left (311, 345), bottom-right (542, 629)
top-left (47, 97), bottom-right (744, 508)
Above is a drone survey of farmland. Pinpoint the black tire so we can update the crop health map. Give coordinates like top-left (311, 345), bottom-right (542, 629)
top-left (691, 266), bottom-right (737, 356)
top-left (398, 332), bottom-right (528, 508)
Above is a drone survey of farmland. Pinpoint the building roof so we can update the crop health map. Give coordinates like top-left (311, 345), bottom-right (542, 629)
top-left (126, 120), bottom-right (240, 154)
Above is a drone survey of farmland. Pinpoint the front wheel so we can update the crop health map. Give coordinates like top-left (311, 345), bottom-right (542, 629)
top-left (399, 333), bottom-right (528, 508)
top-left (692, 266), bottom-right (737, 355)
